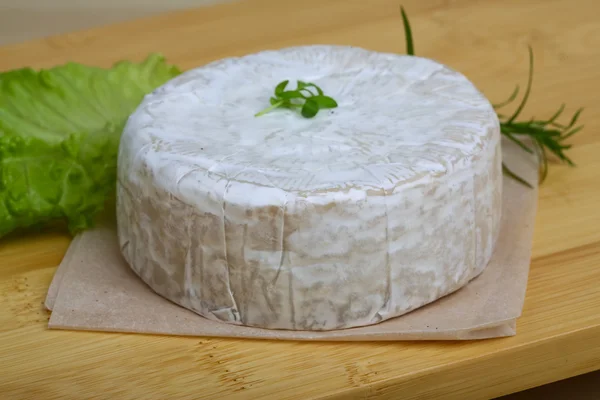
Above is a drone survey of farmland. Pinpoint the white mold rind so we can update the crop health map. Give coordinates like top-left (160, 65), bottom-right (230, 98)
top-left (116, 45), bottom-right (502, 331)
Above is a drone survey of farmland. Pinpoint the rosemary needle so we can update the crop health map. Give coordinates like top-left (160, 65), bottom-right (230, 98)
top-left (400, 6), bottom-right (414, 56)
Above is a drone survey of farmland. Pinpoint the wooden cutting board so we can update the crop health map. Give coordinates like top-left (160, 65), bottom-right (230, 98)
top-left (1, 0), bottom-right (599, 398)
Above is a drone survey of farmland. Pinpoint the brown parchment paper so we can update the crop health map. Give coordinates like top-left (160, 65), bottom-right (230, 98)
top-left (44, 235), bottom-right (81, 311)
top-left (45, 139), bottom-right (538, 341)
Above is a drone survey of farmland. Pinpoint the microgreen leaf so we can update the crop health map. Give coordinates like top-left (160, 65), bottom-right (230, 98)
top-left (299, 88), bottom-right (315, 97)
top-left (304, 83), bottom-right (324, 95)
top-left (301, 98), bottom-right (319, 118)
top-left (256, 80), bottom-right (337, 118)
top-left (279, 91), bottom-right (305, 100)
top-left (313, 95), bottom-right (338, 108)
top-left (275, 80), bottom-right (289, 96)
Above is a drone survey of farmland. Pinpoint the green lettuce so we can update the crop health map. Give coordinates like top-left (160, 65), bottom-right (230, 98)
top-left (0, 54), bottom-right (181, 238)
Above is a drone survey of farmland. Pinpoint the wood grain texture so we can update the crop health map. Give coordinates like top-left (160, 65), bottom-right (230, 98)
top-left (0, 0), bottom-right (599, 399)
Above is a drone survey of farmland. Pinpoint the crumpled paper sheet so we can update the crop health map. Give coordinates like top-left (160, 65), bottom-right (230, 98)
top-left (44, 139), bottom-right (538, 341)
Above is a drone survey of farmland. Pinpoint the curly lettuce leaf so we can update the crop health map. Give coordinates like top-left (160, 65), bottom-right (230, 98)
top-left (0, 54), bottom-right (181, 237)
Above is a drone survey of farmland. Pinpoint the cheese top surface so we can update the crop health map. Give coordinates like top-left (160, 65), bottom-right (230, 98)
top-left (122, 45), bottom-right (497, 199)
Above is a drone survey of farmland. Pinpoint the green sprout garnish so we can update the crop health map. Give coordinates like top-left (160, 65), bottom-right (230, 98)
top-left (255, 80), bottom-right (338, 118)
top-left (399, 6), bottom-right (584, 187)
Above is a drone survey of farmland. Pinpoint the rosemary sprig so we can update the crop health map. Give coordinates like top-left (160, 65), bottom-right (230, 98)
top-left (399, 6), bottom-right (584, 187)
top-left (495, 47), bottom-right (583, 186)
top-left (255, 80), bottom-right (338, 118)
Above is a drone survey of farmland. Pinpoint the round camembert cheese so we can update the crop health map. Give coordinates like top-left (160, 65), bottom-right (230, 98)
top-left (116, 45), bottom-right (502, 331)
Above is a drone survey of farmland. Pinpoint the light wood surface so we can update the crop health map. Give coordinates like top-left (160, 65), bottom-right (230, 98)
top-left (0, 0), bottom-right (232, 45)
top-left (1, 0), bottom-right (599, 398)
